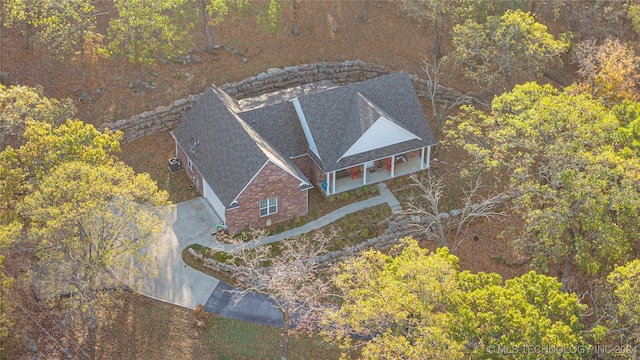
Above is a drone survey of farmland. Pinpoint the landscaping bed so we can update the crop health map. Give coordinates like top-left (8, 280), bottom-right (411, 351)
top-left (183, 203), bottom-right (392, 275)
top-left (262, 185), bottom-right (380, 236)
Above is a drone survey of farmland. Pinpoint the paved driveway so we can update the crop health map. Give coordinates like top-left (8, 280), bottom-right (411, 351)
top-left (204, 282), bottom-right (283, 326)
top-left (129, 197), bottom-right (222, 309)
top-left (129, 187), bottom-right (400, 326)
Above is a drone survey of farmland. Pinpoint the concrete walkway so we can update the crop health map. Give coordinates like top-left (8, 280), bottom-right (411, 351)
top-left (211, 183), bottom-right (401, 252)
top-left (130, 183), bottom-right (403, 326)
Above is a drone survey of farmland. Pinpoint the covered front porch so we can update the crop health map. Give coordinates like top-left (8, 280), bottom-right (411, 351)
top-left (322, 146), bottom-right (432, 195)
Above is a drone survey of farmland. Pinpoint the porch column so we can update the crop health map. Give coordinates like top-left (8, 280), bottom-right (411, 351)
top-left (332, 171), bottom-right (336, 195)
top-left (420, 147), bottom-right (425, 170)
top-left (363, 164), bottom-right (367, 185)
top-left (325, 172), bottom-right (330, 196)
top-left (426, 146), bottom-right (432, 169)
top-left (391, 154), bottom-right (395, 178)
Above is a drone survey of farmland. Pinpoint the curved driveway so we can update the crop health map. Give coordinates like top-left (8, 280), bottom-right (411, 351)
top-left (128, 197), bottom-right (221, 309)
top-left (129, 183), bottom-right (401, 326)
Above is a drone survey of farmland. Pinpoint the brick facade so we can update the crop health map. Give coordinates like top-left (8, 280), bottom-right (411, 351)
top-left (177, 142), bottom-right (309, 234)
top-left (225, 161), bottom-right (308, 234)
top-left (292, 154), bottom-right (329, 192)
top-left (292, 156), bottom-right (310, 178)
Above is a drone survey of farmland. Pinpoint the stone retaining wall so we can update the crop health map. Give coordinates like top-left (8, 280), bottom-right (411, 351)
top-left (100, 60), bottom-right (465, 142)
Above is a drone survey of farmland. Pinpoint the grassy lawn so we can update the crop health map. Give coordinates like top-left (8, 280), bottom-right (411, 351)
top-left (93, 292), bottom-right (343, 360)
top-left (202, 313), bottom-right (340, 360)
top-left (182, 244), bottom-right (240, 286)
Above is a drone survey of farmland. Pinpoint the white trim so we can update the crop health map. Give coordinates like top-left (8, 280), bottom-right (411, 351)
top-left (363, 164), bottom-right (367, 185)
top-left (391, 154), bottom-right (395, 178)
top-left (420, 147), bottom-right (425, 170)
top-left (337, 116), bottom-right (421, 162)
top-left (331, 145), bottom-right (428, 174)
top-left (426, 146), bottom-right (432, 169)
top-left (332, 171), bottom-right (336, 195)
top-left (290, 97), bottom-right (321, 159)
top-left (325, 172), bottom-right (330, 196)
top-left (231, 160), bottom-right (309, 205)
top-left (202, 178), bottom-right (226, 223)
top-left (259, 197), bottom-right (278, 217)
top-left (231, 161), bottom-right (269, 205)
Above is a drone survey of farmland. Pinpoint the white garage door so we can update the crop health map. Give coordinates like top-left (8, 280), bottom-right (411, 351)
top-left (203, 179), bottom-right (226, 223)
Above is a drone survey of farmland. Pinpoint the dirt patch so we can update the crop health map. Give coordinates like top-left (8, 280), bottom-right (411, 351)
top-left (0, 1), bottom-right (526, 358)
top-left (1, 1), bottom-right (471, 129)
top-left (118, 131), bottom-right (200, 203)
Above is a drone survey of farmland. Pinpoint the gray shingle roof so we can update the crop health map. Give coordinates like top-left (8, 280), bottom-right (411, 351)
top-left (238, 81), bottom-right (337, 159)
top-left (240, 101), bottom-right (307, 159)
top-left (172, 87), bottom-right (309, 207)
top-left (296, 71), bottom-right (436, 172)
top-left (173, 71), bottom-right (435, 207)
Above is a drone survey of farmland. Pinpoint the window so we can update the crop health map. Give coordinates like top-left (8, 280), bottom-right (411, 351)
top-left (260, 197), bottom-right (277, 216)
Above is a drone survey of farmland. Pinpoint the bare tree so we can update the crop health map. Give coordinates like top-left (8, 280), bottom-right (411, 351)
top-left (219, 230), bottom-right (333, 360)
top-left (420, 56), bottom-right (481, 140)
top-left (405, 172), bottom-right (505, 253)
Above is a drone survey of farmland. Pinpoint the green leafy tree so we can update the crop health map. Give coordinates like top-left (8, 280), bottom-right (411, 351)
top-left (452, 10), bottom-right (569, 90)
top-left (607, 259), bottom-right (640, 347)
top-left (325, 237), bottom-right (588, 359)
top-left (0, 119), bottom-right (121, 222)
top-left (0, 224), bottom-right (16, 355)
top-left (613, 100), bottom-right (640, 157)
top-left (256, 0), bottom-right (317, 35)
top-left (107, 0), bottom-right (198, 83)
top-left (447, 82), bottom-right (640, 281)
top-left (1, 0), bottom-right (42, 48)
top-left (257, 0), bottom-right (282, 34)
top-left (0, 118), bottom-right (165, 331)
top-left (34, 0), bottom-right (108, 88)
top-left (19, 160), bottom-right (167, 328)
top-left (454, 0), bottom-right (525, 23)
top-left (0, 84), bottom-right (76, 149)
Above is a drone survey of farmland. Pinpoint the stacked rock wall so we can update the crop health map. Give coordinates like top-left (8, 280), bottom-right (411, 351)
top-left (100, 60), bottom-right (464, 142)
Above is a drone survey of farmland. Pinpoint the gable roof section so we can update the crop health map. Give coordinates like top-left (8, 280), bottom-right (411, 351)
top-left (339, 115), bottom-right (421, 161)
top-left (239, 81), bottom-right (336, 159)
top-left (173, 86), bottom-right (309, 208)
top-left (294, 71), bottom-right (437, 172)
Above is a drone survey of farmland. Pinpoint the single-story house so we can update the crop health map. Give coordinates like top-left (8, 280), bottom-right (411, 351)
top-left (172, 71), bottom-right (437, 234)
